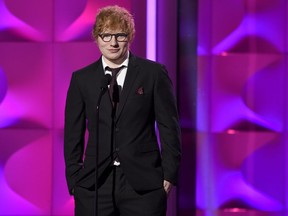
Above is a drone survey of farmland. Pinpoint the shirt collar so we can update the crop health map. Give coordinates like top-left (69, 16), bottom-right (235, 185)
top-left (102, 52), bottom-right (129, 71)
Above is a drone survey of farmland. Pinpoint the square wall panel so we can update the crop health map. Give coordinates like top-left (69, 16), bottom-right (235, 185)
top-left (196, 131), bottom-right (284, 211)
top-left (0, 43), bottom-right (53, 129)
top-left (0, 0), bottom-right (53, 41)
top-left (0, 128), bottom-right (52, 215)
top-left (210, 54), bottom-right (285, 132)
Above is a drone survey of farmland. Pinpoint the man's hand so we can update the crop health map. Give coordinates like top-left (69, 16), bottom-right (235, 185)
top-left (163, 180), bottom-right (173, 196)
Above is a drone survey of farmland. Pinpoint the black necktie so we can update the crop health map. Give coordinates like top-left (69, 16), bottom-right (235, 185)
top-left (106, 66), bottom-right (125, 106)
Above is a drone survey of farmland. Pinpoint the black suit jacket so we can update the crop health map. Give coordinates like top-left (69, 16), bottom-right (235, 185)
top-left (64, 53), bottom-right (181, 195)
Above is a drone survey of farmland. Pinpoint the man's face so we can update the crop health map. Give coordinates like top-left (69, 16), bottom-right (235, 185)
top-left (96, 28), bottom-right (130, 65)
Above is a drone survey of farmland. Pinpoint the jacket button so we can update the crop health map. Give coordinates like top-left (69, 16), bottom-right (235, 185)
top-left (115, 148), bottom-right (120, 152)
top-left (115, 127), bottom-right (119, 132)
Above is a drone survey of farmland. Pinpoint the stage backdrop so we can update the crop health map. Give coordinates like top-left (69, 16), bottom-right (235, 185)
top-left (0, 0), bottom-right (179, 215)
top-left (2, 0), bottom-right (287, 216)
top-left (195, 0), bottom-right (288, 215)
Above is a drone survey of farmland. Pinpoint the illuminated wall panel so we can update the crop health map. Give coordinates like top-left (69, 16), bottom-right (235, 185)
top-left (197, 0), bottom-right (288, 215)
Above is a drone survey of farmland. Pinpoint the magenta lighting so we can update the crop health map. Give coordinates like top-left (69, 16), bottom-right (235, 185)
top-left (0, 0), bottom-right (147, 215)
top-left (196, 0), bottom-right (288, 215)
top-left (146, 0), bottom-right (156, 60)
top-left (0, 68), bottom-right (7, 104)
top-left (1, 0), bottom-right (288, 215)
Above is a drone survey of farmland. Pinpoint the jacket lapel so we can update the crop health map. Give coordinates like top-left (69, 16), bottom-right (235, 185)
top-left (115, 54), bottom-right (139, 121)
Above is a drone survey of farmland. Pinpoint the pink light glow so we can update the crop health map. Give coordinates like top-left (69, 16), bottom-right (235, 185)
top-left (0, 0), bottom-right (50, 41)
top-left (4, 134), bottom-right (52, 213)
top-left (55, 0), bottom-right (132, 42)
top-left (56, 0), bottom-right (99, 41)
top-left (218, 172), bottom-right (283, 210)
top-left (0, 166), bottom-right (44, 215)
top-left (146, 0), bottom-right (156, 60)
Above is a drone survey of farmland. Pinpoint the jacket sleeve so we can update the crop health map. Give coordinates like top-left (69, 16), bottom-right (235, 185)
top-left (154, 66), bottom-right (182, 185)
top-left (64, 72), bottom-right (86, 195)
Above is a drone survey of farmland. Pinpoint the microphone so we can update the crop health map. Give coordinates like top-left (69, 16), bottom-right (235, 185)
top-left (100, 74), bottom-right (112, 90)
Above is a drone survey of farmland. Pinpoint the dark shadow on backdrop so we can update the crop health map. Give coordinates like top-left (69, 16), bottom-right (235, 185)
top-left (177, 0), bottom-right (198, 215)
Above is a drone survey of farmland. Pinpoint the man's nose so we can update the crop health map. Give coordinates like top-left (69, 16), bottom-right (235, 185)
top-left (110, 35), bottom-right (119, 46)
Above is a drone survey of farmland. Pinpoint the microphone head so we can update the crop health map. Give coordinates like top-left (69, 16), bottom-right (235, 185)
top-left (100, 74), bottom-right (112, 89)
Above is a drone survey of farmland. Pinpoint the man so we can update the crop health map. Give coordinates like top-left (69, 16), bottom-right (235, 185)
top-left (64, 5), bottom-right (181, 216)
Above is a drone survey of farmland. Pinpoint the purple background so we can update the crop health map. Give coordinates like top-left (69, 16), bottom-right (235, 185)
top-left (0, 0), bottom-right (288, 215)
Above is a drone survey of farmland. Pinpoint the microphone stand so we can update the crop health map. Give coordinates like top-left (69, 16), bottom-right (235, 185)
top-left (95, 74), bottom-right (111, 216)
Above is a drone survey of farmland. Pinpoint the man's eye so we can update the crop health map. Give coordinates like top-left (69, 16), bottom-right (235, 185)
top-left (103, 34), bottom-right (111, 38)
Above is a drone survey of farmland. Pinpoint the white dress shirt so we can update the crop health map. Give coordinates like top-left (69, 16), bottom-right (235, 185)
top-left (102, 52), bottom-right (130, 89)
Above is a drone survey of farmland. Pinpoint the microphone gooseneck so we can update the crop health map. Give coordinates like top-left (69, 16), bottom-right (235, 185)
top-left (100, 74), bottom-right (112, 90)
